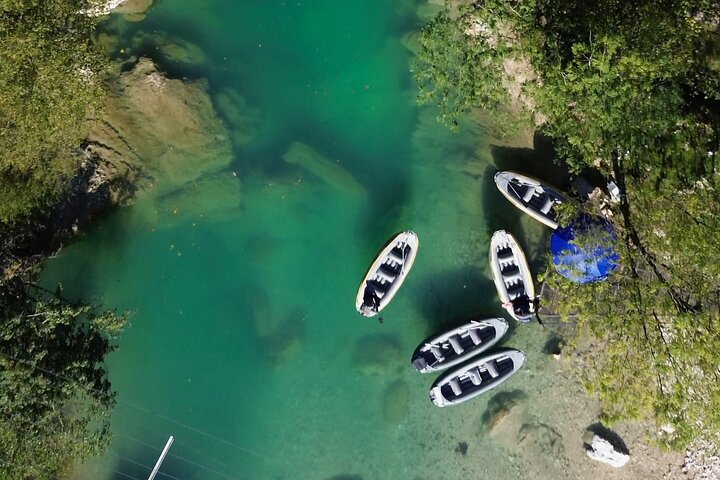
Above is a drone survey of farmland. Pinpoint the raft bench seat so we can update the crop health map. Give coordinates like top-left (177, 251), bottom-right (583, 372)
top-left (540, 197), bottom-right (554, 214)
top-left (429, 344), bottom-right (445, 362)
top-left (503, 272), bottom-right (523, 285)
top-left (507, 283), bottom-right (526, 297)
top-left (485, 361), bottom-right (500, 378)
top-left (522, 185), bottom-right (537, 202)
top-left (468, 328), bottom-right (483, 345)
top-left (449, 378), bottom-right (462, 396)
top-left (448, 336), bottom-right (464, 355)
top-left (467, 368), bottom-right (482, 386)
top-left (380, 262), bottom-right (401, 277)
top-left (501, 263), bottom-right (520, 276)
top-left (496, 246), bottom-right (514, 260)
top-left (375, 270), bottom-right (395, 283)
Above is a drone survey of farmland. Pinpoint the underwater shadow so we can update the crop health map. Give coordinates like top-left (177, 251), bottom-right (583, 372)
top-left (414, 266), bottom-right (498, 332)
top-left (489, 132), bottom-right (568, 184)
top-left (361, 178), bottom-right (413, 252)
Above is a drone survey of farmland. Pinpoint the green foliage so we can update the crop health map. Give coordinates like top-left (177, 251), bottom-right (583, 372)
top-left (0, 0), bottom-right (107, 224)
top-left (0, 293), bottom-right (126, 479)
top-left (415, 0), bottom-right (720, 172)
top-left (412, 3), bottom-right (526, 132)
top-left (415, 0), bottom-right (720, 449)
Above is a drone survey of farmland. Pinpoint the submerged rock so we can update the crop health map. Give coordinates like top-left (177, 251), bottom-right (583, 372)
top-left (262, 310), bottom-right (306, 367)
top-left (250, 286), bottom-right (274, 338)
top-left (88, 0), bottom-right (153, 19)
top-left (400, 31), bottom-right (421, 57)
top-left (154, 171), bottom-right (241, 222)
top-left (129, 31), bottom-right (209, 72)
top-left (382, 380), bottom-right (409, 424)
top-left (485, 400), bottom-right (525, 438)
top-left (352, 333), bottom-right (403, 376)
top-left (282, 142), bottom-right (366, 197)
top-left (517, 422), bottom-right (568, 474)
top-left (416, 2), bottom-right (444, 20)
top-left (484, 390), bottom-right (529, 439)
top-left (213, 87), bottom-right (261, 148)
top-left (518, 422), bottom-right (565, 459)
top-left (85, 57), bottom-right (234, 199)
top-left (243, 234), bottom-right (279, 265)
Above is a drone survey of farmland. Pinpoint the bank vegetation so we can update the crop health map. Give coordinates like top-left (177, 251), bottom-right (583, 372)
top-left (1, 2), bottom-right (125, 478)
top-left (415, 0), bottom-right (720, 450)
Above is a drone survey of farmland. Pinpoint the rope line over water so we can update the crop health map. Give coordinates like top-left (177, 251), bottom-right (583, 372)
top-left (116, 417), bottom-right (232, 471)
top-left (109, 452), bottom-right (184, 480)
top-left (0, 453), bottom-right (142, 480)
top-left (0, 349), bottom-right (268, 463)
top-left (2, 410), bottom-right (172, 480)
top-left (4, 406), bottom-right (242, 480)
top-left (115, 432), bottom-right (242, 480)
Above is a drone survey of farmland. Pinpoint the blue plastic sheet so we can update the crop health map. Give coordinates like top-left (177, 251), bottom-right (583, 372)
top-left (550, 215), bottom-right (619, 284)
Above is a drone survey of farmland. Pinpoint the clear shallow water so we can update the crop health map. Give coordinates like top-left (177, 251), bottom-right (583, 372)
top-left (40, 1), bottom-right (564, 479)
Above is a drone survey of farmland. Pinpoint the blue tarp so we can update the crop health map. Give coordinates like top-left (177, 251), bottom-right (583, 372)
top-left (550, 215), bottom-right (619, 284)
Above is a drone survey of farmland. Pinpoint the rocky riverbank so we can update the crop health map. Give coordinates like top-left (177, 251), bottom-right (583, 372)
top-left (1, 2), bottom-right (238, 301)
top-left (88, 0), bottom-right (153, 19)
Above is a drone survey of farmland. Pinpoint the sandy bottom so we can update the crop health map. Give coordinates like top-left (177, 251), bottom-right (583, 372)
top-left (364, 324), bottom-right (687, 480)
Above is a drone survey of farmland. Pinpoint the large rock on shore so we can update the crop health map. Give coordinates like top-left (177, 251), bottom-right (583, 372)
top-left (89, 0), bottom-right (153, 19)
top-left (112, 0), bottom-right (154, 20)
top-left (583, 430), bottom-right (630, 468)
top-left (85, 57), bottom-right (234, 200)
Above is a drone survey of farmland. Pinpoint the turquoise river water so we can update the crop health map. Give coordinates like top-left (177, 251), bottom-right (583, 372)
top-left (39, 1), bottom-right (574, 479)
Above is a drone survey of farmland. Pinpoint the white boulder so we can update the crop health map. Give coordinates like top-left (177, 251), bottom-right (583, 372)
top-left (583, 431), bottom-right (629, 468)
top-left (84, 0), bottom-right (126, 16)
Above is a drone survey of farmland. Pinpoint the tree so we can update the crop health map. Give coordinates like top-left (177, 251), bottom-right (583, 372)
top-left (415, 0), bottom-right (720, 449)
top-left (411, 3), bottom-right (526, 132)
top-left (0, 0), bottom-right (108, 224)
top-left (0, 291), bottom-right (126, 480)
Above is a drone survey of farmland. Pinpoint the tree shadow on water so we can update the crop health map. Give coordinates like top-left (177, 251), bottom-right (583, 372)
top-left (360, 179), bottom-right (413, 250)
top-left (489, 132), bottom-right (566, 182)
top-left (479, 163), bottom-right (527, 243)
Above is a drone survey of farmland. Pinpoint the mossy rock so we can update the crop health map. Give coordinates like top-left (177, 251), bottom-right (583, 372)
top-left (283, 141), bottom-right (366, 197)
top-left (213, 87), bottom-right (261, 148)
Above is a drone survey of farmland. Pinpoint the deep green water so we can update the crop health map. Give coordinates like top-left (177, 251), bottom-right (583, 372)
top-left (40, 1), bottom-right (565, 479)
